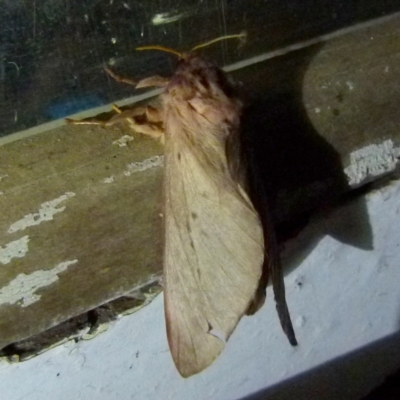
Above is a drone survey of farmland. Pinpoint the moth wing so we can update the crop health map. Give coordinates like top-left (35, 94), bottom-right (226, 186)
top-left (164, 134), bottom-right (264, 377)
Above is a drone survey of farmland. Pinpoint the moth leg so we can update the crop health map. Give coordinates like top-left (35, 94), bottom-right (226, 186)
top-left (110, 104), bottom-right (162, 123)
top-left (114, 118), bottom-right (163, 139)
top-left (104, 67), bottom-right (137, 86)
top-left (105, 67), bottom-right (169, 88)
top-left (64, 105), bottom-right (131, 127)
top-left (143, 105), bottom-right (164, 123)
top-left (107, 104), bottom-right (164, 140)
top-left (67, 62), bottom-right (166, 139)
top-left (65, 118), bottom-right (106, 126)
top-left (136, 76), bottom-right (169, 89)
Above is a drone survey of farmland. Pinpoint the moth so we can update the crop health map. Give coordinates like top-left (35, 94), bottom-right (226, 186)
top-left (67, 35), bottom-right (297, 377)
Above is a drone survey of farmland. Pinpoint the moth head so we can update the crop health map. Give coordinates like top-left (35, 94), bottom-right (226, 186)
top-left (169, 53), bottom-right (231, 101)
top-left (136, 33), bottom-right (245, 101)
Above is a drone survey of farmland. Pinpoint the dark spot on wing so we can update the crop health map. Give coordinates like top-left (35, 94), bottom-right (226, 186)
top-left (177, 152), bottom-right (181, 161)
top-left (190, 238), bottom-right (195, 249)
top-left (191, 211), bottom-right (198, 220)
top-left (186, 222), bottom-right (191, 233)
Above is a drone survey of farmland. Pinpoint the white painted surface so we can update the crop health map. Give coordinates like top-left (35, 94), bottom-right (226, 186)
top-left (0, 260), bottom-right (78, 307)
top-left (112, 135), bottom-right (134, 147)
top-left (124, 155), bottom-right (164, 176)
top-left (0, 236), bottom-right (29, 265)
top-left (7, 192), bottom-right (76, 234)
top-left (0, 180), bottom-right (400, 399)
top-left (344, 140), bottom-right (400, 186)
top-left (103, 176), bottom-right (115, 184)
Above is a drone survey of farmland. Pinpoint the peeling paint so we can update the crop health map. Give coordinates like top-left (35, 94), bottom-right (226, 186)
top-left (112, 135), bottom-right (134, 147)
top-left (344, 140), bottom-right (400, 186)
top-left (152, 11), bottom-right (188, 25)
top-left (103, 176), bottom-right (115, 184)
top-left (0, 259), bottom-right (78, 307)
top-left (124, 155), bottom-right (164, 176)
top-left (0, 236), bottom-right (29, 265)
top-left (8, 192), bottom-right (76, 234)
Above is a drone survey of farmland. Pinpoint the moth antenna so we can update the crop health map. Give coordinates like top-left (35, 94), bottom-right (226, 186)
top-left (191, 32), bottom-right (247, 52)
top-left (136, 45), bottom-right (183, 59)
top-left (136, 33), bottom-right (246, 59)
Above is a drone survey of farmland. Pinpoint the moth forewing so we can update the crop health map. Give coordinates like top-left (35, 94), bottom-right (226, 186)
top-left (161, 55), bottom-right (264, 377)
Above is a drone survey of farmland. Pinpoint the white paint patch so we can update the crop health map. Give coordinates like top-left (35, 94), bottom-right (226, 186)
top-left (124, 155), bottom-right (164, 176)
top-left (346, 80), bottom-right (355, 90)
top-left (344, 140), bottom-right (400, 186)
top-left (8, 192), bottom-right (76, 234)
top-left (314, 107), bottom-right (321, 113)
top-left (152, 11), bottom-right (187, 25)
top-left (0, 236), bottom-right (29, 265)
top-left (0, 174), bottom-right (8, 182)
top-left (103, 176), bottom-right (115, 184)
top-left (112, 135), bottom-right (134, 147)
top-left (0, 259), bottom-right (78, 307)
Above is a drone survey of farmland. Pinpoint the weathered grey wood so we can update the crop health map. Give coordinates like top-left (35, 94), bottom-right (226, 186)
top-left (0, 14), bottom-right (399, 353)
top-left (0, 123), bottom-right (164, 349)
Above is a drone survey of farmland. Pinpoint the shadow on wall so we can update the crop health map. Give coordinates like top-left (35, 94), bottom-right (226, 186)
top-left (235, 40), bottom-right (400, 400)
top-left (238, 42), bottom-right (373, 278)
top-left (241, 330), bottom-right (400, 400)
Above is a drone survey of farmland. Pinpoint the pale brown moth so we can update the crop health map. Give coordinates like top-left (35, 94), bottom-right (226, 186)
top-left (67, 34), bottom-right (297, 377)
